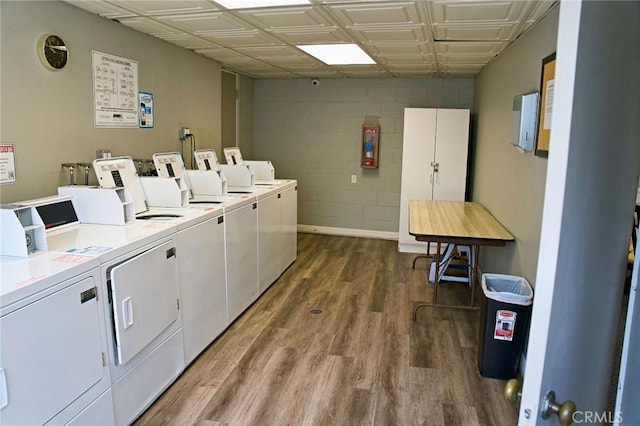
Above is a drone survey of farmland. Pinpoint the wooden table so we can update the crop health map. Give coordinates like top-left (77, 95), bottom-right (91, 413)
top-left (409, 200), bottom-right (514, 318)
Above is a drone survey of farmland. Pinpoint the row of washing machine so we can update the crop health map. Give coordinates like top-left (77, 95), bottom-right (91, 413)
top-left (0, 149), bottom-right (297, 425)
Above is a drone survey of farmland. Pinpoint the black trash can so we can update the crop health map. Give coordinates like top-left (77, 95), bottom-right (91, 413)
top-left (478, 273), bottom-right (533, 380)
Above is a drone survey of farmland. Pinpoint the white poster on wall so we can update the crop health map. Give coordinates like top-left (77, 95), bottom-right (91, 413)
top-left (0, 143), bottom-right (17, 184)
top-left (92, 51), bottom-right (139, 127)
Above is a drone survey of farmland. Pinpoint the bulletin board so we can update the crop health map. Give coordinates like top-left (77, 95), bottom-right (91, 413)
top-left (535, 53), bottom-right (556, 157)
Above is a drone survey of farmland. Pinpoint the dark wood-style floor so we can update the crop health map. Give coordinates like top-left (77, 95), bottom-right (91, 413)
top-left (135, 233), bottom-right (518, 426)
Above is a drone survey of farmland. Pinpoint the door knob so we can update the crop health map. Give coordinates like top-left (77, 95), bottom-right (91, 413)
top-left (504, 378), bottom-right (522, 403)
top-left (541, 390), bottom-right (576, 426)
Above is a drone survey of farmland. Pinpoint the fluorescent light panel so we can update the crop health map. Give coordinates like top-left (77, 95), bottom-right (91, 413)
top-left (215, 0), bottom-right (310, 9)
top-left (297, 44), bottom-right (375, 65)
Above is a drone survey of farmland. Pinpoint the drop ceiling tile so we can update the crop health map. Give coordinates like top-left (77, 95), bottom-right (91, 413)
top-left (429, 0), bottom-right (527, 24)
top-left (524, 0), bottom-right (556, 24)
top-left (288, 69), bottom-right (344, 77)
top-left (339, 69), bottom-right (392, 77)
top-left (327, 1), bottom-right (426, 28)
top-left (366, 42), bottom-right (434, 56)
top-left (218, 57), bottom-right (272, 68)
top-left (318, 0), bottom-right (385, 3)
top-left (65, 0), bottom-right (136, 19)
top-left (432, 23), bottom-right (519, 41)
top-left (110, 1), bottom-right (220, 16)
top-left (237, 6), bottom-right (336, 30)
top-left (236, 46), bottom-right (320, 65)
top-left (195, 47), bottom-right (253, 61)
top-left (243, 69), bottom-right (298, 78)
top-left (348, 25), bottom-right (429, 43)
top-left (117, 16), bottom-right (184, 36)
top-left (374, 54), bottom-right (435, 65)
top-left (268, 27), bottom-right (353, 45)
top-left (157, 11), bottom-right (255, 34)
top-left (440, 70), bottom-right (477, 76)
top-left (157, 34), bottom-right (218, 50)
top-left (228, 60), bottom-right (282, 70)
top-left (387, 68), bottom-right (438, 77)
top-left (200, 31), bottom-right (283, 47)
top-left (436, 40), bottom-right (506, 55)
top-left (437, 55), bottom-right (491, 65)
top-left (439, 63), bottom-right (486, 72)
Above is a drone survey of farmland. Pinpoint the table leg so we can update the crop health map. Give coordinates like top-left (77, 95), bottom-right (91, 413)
top-left (469, 245), bottom-right (480, 308)
top-left (432, 242), bottom-right (441, 304)
top-left (412, 242), bottom-right (481, 321)
top-left (412, 241), bottom-right (433, 269)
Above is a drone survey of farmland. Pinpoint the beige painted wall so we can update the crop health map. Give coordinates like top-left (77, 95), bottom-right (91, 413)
top-left (0, 1), bottom-right (222, 203)
top-left (237, 74), bottom-right (254, 159)
top-left (472, 6), bottom-right (559, 286)
top-left (253, 77), bottom-right (474, 233)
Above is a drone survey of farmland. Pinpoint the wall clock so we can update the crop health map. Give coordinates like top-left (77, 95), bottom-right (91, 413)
top-left (37, 34), bottom-right (68, 70)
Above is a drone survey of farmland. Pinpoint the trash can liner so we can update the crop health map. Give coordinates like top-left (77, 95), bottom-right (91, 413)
top-left (482, 273), bottom-right (533, 305)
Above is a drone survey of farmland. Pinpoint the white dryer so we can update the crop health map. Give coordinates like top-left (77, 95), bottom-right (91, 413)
top-left (39, 197), bottom-right (185, 426)
top-left (0, 201), bottom-right (114, 425)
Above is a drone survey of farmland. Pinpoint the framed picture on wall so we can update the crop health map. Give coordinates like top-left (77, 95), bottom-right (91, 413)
top-left (535, 52), bottom-right (556, 157)
top-left (362, 124), bottom-right (380, 168)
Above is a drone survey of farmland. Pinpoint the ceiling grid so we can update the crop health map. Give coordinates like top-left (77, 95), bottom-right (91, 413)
top-left (65, 0), bottom-right (557, 78)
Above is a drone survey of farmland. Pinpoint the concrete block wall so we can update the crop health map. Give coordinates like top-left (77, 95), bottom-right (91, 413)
top-left (253, 77), bottom-right (474, 235)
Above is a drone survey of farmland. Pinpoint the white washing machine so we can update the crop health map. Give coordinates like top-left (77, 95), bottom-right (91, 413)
top-left (190, 193), bottom-right (258, 324)
top-left (218, 148), bottom-right (298, 293)
top-left (156, 151), bottom-right (258, 326)
top-left (256, 180), bottom-right (298, 294)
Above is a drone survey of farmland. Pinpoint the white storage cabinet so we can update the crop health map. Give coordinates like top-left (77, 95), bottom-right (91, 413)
top-left (398, 108), bottom-right (470, 253)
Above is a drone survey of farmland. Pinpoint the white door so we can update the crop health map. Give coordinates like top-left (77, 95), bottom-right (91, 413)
top-left (616, 244), bottom-right (640, 424)
top-left (0, 276), bottom-right (105, 425)
top-left (109, 240), bottom-right (179, 365)
top-left (398, 108), bottom-right (437, 252)
top-left (519, 2), bottom-right (640, 424)
top-left (432, 109), bottom-right (469, 201)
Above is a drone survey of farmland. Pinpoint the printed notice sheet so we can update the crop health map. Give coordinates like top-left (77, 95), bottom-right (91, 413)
top-left (0, 143), bottom-right (17, 184)
top-left (543, 78), bottom-right (554, 130)
top-left (93, 51), bottom-right (139, 127)
top-left (139, 92), bottom-right (154, 128)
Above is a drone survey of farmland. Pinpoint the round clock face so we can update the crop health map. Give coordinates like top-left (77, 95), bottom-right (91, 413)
top-left (37, 34), bottom-right (68, 70)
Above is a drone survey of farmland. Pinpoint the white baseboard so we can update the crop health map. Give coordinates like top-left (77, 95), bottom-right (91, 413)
top-left (297, 224), bottom-right (398, 241)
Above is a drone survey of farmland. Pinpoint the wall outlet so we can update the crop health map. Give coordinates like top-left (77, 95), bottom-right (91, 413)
top-left (179, 127), bottom-right (191, 140)
top-left (351, 174), bottom-right (357, 184)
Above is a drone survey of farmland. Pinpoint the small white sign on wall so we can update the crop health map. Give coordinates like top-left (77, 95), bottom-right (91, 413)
top-left (139, 92), bottom-right (154, 128)
top-left (92, 51), bottom-right (139, 127)
top-left (0, 143), bottom-right (17, 184)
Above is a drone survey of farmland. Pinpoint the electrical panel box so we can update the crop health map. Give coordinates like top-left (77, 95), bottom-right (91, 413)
top-left (512, 92), bottom-right (539, 152)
